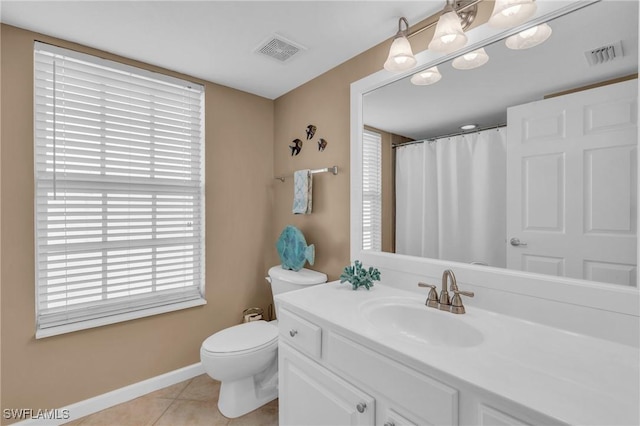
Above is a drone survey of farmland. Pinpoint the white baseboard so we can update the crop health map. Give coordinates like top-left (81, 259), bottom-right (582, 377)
top-left (13, 363), bottom-right (205, 425)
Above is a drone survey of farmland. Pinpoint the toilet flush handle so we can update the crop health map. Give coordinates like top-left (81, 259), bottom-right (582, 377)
top-left (289, 329), bottom-right (298, 337)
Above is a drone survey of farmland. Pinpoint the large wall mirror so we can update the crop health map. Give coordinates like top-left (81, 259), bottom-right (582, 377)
top-left (358, 0), bottom-right (638, 292)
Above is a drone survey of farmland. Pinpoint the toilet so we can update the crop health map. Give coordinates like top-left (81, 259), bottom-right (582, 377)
top-left (200, 265), bottom-right (327, 418)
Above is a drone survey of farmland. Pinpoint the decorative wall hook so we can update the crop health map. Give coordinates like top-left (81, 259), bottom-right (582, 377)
top-left (318, 138), bottom-right (328, 152)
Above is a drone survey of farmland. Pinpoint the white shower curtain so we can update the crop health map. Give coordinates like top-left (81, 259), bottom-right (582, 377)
top-left (395, 128), bottom-right (507, 268)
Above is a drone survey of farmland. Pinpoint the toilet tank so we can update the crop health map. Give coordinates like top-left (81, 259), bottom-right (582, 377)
top-left (267, 266), bottom-right (327, 296)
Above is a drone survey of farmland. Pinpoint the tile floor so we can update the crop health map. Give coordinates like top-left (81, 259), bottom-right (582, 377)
top-left (65, 375), bottom-right (278, 426)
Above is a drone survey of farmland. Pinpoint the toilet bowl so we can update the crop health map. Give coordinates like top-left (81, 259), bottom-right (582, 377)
top-left (200, 320), bottom-right (279, 418)
top-left (200, 266), bottom-right (327, 418)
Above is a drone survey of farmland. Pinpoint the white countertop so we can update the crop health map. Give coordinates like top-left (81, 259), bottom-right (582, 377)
top-left (276, 282), bottom-right (640, 426)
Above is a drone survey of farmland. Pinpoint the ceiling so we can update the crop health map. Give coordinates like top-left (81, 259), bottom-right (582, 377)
top-left (363, 1), bottom-right (639, 141)
top-left (0, 0), bottom-right (444, 100)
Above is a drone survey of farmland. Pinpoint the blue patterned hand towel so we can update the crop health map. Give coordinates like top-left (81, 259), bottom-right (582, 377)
top-left (292, 169), bottom-right (312, 214)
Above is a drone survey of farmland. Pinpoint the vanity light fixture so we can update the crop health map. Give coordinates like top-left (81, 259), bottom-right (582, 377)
top-left (505, 23), bottom-right (552, 50)
top-left (383, 1), bottom-right (478, 71)
top-left (488, 0), bottom-right (537, 29)
top-left (452, 48), bottom-right (489, 70)
top-left (384, 17), bottom-right (417, 72)
top-left (428, 1), bottom-right (469, 54)
top-left (410, 66), bottom-right (442, 86)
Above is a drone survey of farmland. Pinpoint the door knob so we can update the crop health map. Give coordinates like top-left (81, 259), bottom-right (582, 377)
top-left (356, 402), bottom-right (367, 413)
top-left (510, 237), bottom-right (528, 247)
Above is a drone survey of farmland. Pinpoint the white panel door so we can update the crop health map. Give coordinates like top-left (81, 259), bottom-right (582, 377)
top-left (279, 342), bottom-right (375, 426)
top-left (506, 79), bottom-right (637, 286)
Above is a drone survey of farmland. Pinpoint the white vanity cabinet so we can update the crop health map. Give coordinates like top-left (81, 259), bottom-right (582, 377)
top-left (277, 304), bottom-right (563, 426)
top-left (276, 282), bottom-right (639, 426)
top-left (278, 307), bottom-right (459, 426)
top-left (277, 307), bottom-right (374, 425)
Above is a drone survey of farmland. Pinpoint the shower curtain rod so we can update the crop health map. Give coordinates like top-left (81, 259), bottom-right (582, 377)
top-left (392, 123), bottom-right (506, 149)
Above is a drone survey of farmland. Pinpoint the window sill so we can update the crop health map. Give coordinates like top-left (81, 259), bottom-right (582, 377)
top-left (35, 297), bottom-right (207, 339)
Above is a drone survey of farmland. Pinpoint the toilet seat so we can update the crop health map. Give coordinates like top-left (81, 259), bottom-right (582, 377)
top-left (202, 320), bottom-right (278, 356)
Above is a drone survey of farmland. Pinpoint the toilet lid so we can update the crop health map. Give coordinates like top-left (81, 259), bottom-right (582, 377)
top-left (202, 321), bottom-right (278, 354)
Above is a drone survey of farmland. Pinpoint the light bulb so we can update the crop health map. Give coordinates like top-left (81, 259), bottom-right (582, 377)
top-left (505, 23), bottom-right (552, 50)
top-left (383, 18), bottom-right (417, 72)
top-left (488, 0), bottom-right (537, 29)
top-left (428, 8), bottom-right (468, 53)
top-left (452, 48), bottom-right (489, 70)
top-left (519, 26), bottom-right (538, 38)
top-left (410, 66), bottom-right (442, 86)
top-left (441, 34), bottom-right (458, 44)
top-left (501, 4), bottom-right (522, 17)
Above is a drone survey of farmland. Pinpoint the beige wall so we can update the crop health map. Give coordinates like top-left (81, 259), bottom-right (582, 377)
top-left (272, 19), bottom-right (437, 280)
top-left (271, 69), bottom-right (354, 279)
top-left (0, 24), bottom-right (274, 419)
top-left (272, 39), bottom-right (400, 280)
top-left (272, 3), bottom-right (492, 280)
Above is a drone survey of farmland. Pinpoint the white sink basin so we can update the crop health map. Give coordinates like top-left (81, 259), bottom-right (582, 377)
top-left (359, 296), bottom-right (484, 348)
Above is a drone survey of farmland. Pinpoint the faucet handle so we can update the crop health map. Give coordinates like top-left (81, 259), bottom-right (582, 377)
top-left (418, 282), bottom-right (439, 308)
top-left (450, 289), bottom-right (474, 314)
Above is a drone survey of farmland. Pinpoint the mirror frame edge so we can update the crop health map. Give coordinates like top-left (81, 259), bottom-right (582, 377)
top-left (350, 0), bottom-right (640, 317)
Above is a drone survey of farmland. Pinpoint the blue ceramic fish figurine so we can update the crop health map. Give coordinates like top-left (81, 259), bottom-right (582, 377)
top-left (276, 225), bottom-right (315, 271)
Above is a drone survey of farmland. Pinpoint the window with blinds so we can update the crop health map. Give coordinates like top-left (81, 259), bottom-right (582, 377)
top-left (362, 129), bottom-right (382, 251)
top-left (34, 42), bottom-right (206, 338)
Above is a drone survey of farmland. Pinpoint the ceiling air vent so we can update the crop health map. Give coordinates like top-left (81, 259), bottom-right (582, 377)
top-left (584, 41), bottom-right (623, 66)
top-left (255, 35), bottom-right (306, 63)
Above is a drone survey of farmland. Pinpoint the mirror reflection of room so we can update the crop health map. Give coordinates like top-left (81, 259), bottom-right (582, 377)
top-left (363, 1), bottom-right (638, 287)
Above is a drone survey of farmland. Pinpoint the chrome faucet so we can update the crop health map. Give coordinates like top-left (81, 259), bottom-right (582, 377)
top-left (417, 269), bottom-right (474, 314)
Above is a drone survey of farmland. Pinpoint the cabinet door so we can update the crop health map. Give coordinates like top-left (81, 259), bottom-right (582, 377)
top-left (279, 342), bottom-right (375, 426)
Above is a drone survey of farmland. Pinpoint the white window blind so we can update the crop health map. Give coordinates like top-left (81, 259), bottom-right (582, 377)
top-left (362, 129), bottom-right (382, 251)
top-left (34, 42), bottom-right (205, 337)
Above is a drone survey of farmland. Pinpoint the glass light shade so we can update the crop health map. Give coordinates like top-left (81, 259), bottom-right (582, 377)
top-left (410, 66), bottom-right (442, 86)
top-left (505, 23), bottom-right (552, 50)
top-left (384, 35), bottom-right (417, 72)
top-left (488, 0), bottom-right (537, 29)
top-left (428, 10), bottom-right (468, 53)
top-left (452, 48), bottom-right (489, 70)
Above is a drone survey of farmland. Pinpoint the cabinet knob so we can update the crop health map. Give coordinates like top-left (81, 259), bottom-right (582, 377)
top-left (289, 329), bottom-right (298, 337)
top-left (356, 402), bottom-right (367, 413)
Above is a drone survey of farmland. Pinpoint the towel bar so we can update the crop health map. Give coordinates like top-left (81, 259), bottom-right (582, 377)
top-left (275, 166), bottom-right (338, 182)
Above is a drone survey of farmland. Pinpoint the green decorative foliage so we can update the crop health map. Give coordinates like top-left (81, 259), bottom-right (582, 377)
top-left (339, 260), bottom-right (381, 290)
